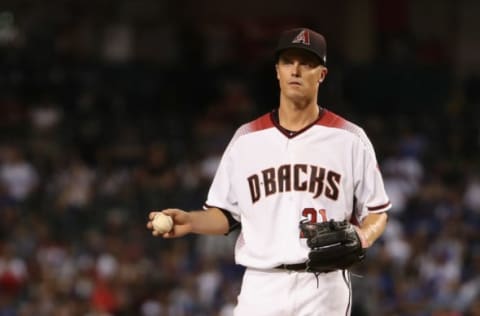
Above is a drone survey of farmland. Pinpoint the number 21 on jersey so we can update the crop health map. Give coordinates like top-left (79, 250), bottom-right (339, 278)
top-left (300, 208), bottom-right (327, 238)
top-left (302, 207), bottom-right (327, 223)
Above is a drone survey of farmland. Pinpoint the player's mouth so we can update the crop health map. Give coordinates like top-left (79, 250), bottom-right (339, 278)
top-left (288, 81), bottom-right (302, 86)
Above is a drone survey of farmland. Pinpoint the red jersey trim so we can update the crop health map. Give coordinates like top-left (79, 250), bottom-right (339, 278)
top-left (316, 109), bottom-right (346, 128)
top-left (316, 109), bottom-right (373, 151)
top-left (367, 201), bottom-right (391, 211)
top-left (232, 113), bottom-right (275, 141)
top-left (249, 112), bottom-right (275, 132)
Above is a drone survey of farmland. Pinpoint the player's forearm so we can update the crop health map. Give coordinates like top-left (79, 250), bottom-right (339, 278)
top-left (189, 208), bottom-right (230, 235)
top-left (357, 212), bottom-right (388, 248)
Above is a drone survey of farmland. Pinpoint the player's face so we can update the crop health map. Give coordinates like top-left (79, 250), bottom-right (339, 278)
top-left (276, 49), bottom-right (327, 103)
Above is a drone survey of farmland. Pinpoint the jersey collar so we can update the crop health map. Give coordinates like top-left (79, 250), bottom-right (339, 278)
top-left (270, 107), bottom-right (325, 138)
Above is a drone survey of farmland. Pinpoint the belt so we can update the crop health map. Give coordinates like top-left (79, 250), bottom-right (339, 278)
top-left (274, 263), bottom-right (335, 274)
top-left (274, 263), bottom-right (308, 271)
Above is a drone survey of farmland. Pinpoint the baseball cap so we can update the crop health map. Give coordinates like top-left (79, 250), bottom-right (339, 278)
top-left (275, 28), bottom-right (327, 65)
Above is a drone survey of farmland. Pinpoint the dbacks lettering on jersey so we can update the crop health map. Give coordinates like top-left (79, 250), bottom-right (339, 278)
top-left (247, 163), bottom-right (341, 203)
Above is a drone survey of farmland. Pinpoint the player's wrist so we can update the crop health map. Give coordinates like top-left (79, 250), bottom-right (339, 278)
top-left (354, 226), bottom-right (370, 248)
top-left (189, 209), bottom-right (229, 235)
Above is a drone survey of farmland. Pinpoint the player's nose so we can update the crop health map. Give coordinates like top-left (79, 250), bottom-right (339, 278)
top-left (290, 62), bottom-right (301, 76)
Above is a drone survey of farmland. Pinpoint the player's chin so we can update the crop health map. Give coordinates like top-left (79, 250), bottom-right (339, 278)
top-left (286, 85), bottom-right (308, 94)
top-left (286, 91), bottom-right (309, 103)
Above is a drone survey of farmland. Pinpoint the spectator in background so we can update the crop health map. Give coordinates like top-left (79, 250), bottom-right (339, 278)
top-left (49, 154), bottom-right (96, 239)
top-left (0, 145), bottom-right (39, 204)
top-left (0, 242), bottom-right (28, 298)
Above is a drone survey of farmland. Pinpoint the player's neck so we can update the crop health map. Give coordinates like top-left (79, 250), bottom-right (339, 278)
top-left (278, 102), bottom-right (320, 131)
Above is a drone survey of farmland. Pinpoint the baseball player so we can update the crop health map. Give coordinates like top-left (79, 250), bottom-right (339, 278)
top-left (147, 27), bottom-right (390, 316)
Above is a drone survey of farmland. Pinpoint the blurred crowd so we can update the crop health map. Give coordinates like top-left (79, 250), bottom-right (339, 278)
top-left (1, 1), bottom-right (480, 315)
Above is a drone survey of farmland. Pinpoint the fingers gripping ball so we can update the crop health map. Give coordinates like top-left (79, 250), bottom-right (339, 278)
top-left (152, 213), bottom-right (173, 234)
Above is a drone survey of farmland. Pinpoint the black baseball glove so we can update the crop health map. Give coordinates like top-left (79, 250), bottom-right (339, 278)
top-left (300, 219), bottom-right (366, 273)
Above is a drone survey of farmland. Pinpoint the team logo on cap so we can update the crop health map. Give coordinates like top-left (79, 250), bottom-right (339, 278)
top-left (292, 29), bottom-right (310, 45)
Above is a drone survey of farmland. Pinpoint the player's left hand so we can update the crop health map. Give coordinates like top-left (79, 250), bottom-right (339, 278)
top-left (300, 219), bottom-right (366, 273)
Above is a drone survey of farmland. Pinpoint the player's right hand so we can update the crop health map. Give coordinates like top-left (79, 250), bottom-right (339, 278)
top-left (147, 209), bottom-right (192, 238)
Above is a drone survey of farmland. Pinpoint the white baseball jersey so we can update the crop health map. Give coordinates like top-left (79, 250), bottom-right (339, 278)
top-left (205, 108), bottom-right (391, 269)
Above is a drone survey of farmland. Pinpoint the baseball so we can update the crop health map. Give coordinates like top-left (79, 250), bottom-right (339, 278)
top-left (152, 213), bottom-right (173, 234)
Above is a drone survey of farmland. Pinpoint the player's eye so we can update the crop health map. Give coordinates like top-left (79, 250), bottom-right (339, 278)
top-left (300, 59), bottom-right (317, 68)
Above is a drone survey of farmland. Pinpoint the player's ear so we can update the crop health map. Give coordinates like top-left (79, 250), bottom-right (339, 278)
top-left (275, 64), bottom-right (280, 80)
top-left (318, 66), bottom-right (328, 83)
